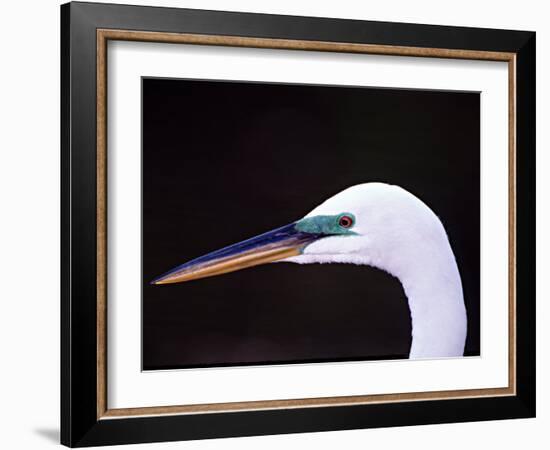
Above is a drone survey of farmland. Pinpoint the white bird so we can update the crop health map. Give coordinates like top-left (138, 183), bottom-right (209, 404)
top-left (152, 183), bottom-right (467, 359)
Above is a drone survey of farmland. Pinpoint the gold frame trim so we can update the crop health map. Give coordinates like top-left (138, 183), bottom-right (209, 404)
top-left (96, 29), bottom-right (517, 420)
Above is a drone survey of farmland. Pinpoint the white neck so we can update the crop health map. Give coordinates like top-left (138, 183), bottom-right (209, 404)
top-left (286, 242), bottom-right (467, 358)
top-left (290, 182), bottom-right (468, 359)
top-left (397, 245), bottom-right (467, 359)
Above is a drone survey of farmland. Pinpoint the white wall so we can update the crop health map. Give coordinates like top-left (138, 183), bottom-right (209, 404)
top-left (0, 1), bottom-right (546, 449)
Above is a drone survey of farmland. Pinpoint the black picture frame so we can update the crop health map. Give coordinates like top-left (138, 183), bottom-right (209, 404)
top-left (61, 2), bottom-right (535, 447)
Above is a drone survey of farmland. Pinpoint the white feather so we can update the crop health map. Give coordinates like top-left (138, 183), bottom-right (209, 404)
top-left (284, 183), bottom-right (467, 359)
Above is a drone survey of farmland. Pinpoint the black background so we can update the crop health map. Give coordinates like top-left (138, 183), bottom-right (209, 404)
top-left (142, 78), bottom-right (480, 370)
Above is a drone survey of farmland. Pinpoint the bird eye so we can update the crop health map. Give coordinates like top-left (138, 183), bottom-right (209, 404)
top-left (338, 215), bottom-right (354, 228)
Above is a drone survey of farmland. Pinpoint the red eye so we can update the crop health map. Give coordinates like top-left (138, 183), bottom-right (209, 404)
top-left (339, 215), bottom-right (353, 228)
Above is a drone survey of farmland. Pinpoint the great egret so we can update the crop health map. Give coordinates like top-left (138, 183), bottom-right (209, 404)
top-left (152, 183), bottom-right (467, 359)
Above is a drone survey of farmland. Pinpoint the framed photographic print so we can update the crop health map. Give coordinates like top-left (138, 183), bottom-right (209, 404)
top-left (61, 2), bottom-right (536, 447)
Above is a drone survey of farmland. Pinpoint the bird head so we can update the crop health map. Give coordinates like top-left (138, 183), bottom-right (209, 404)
top-left (151, 183), bottom-right (447, 285)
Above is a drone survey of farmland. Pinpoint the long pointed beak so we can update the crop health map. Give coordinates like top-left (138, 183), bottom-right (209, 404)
top-left (151, 223), bottom-right (321, 285)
